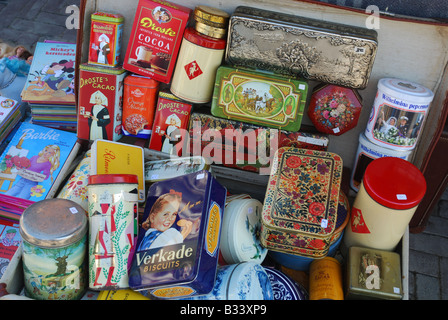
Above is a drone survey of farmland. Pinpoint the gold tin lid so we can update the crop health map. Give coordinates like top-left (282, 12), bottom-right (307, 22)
top-left (193, 6), bottom-right (229, 39)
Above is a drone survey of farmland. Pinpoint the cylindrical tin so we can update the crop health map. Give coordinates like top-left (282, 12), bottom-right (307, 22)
top-left (264, 267), bottom-right (308, 300)
top-left (350, 133), bottom-right (412, 192)
top-left (122, 74), bottom-right (159, 139)
top-left (330, 191), bottom-right (350, 244)
top-left (88, 12), bottom-right (124, 68)
top-left (57, 150), bottom-right (91, 211)
top-left (219, 198), bottom-right (267, 265)
top-left (364, 78), bottom-right (434, 150)
top-left (87, 174), bottom-right (139, 290)
top-left (19, 198), bottom-right (88, 300)
top-left (344, 157), bottom-right (426, 251)
top-left (170, 6), bottom-right (229, 103)
top-left (309, 257), bottom-right (344, 300)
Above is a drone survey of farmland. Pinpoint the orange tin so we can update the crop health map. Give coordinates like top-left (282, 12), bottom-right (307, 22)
top-left (122, 74), bottom-right (159, 139)
top-left (309, 257), bottom-right (344, 300)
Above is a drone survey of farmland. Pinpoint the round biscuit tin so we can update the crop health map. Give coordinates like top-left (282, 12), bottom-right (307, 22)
top-left (19, 198), bottom-right (88, 300)
top-left (364, 78), bottom-right (434, 150)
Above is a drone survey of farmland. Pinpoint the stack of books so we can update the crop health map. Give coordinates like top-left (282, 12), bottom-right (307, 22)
top-left (21, 41), bottom-right (77, 132)
top-left (0, 97), bottom-right (26, 148)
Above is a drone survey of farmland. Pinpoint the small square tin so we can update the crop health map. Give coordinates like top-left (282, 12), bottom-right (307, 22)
top-left (211, 65), bottom-right (308, 132)
top-left (226, 6), bottom-right (378, 89)
top-left (345, 246), bottom-right (403, 300)
top-left (260, 147), bottom-right (343, 258)
top-left (128, 170), bottom-right (226, 299)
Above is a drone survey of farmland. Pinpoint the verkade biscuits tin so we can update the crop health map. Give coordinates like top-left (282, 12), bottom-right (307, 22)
top-left (261, 147), bottom-right (343, 258)
top-left (211, 65), bottom-right (308, 132)
top-left (226, 6), bottom-right (378, 89)
top-left (129, 170), bottom-right (227, 299)
top-left (364, 78), bottom-right (434, 150)
top-left (19, 198), bottom-right (88, 300)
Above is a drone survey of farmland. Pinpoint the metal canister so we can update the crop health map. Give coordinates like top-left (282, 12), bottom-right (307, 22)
top-left (87, 174), bottom-right (139, 290)
top-left (19, 198), bottom-right (88, 300)
top-left (344, 157), bottom-right (426, 251)
top-left (309, 257), bottom-right (344, 300)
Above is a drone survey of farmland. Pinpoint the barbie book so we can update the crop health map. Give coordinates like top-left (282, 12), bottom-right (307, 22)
top-left (0, 122), bottom-right (80, 219)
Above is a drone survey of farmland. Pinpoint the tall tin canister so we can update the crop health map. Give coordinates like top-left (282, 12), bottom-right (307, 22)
top-left (364, 78), bottom-right (434, 151)
top-left (87, 174), bottom-right (139, 290)
top-left (19, 198), bottom-right (88, 300)
top-left (309, 257), bottom-right (344, 300)
top-left (344, 157), bottom-right (426, 251)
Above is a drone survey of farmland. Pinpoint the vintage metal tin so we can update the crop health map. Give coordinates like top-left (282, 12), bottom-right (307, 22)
top-left (364, 78), bottom-right (434, 150)
top-left (226, 6), bottom-right (378, 89)
top-left (87, 174), bottom-right (139, 290)
top-left (144, 155), bottom-right (209, 184)
top-left (122, 74), bottom-right (159, 139)
top-left (77, 63), bottom-right (127, 142)
top-left (350, 132), bottom-right (412, 192)
top-left (19, 198), bottom-right (88, 300)
top-left (308, 83), bottom-right (363, 135)
top-left (309, 257), bottom-right (344, 300)
top-left (211, 65), bottom-right (308, 132)
top-left (261, 147), bottom-right (343, 258)
top-left (345, 246), bottom-right (402, 300)
top-left (344, 157), bottom-right (426, 251)
top-left (128, 170), bottom-right (227, 299)
top-left (330, 190), bottom-right (350, 244)
top-left (88, 12), bottom-right (124, 68)
top-left (264, 267), bottom-right (308, 300)
top-left (182, 262), bottom-right (273, 300)
top-left (219, 198), bottom-right (267, 265)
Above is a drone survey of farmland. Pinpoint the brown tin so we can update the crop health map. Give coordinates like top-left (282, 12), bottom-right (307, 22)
top-left (226, 6), bottom-right (378, 89)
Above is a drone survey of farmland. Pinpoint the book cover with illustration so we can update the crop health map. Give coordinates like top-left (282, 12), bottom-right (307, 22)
top-left (21, 42), bottom-right (76, 105)
top-left (0, 122), bottom-right (80, 205)
top-left (0, 217), bottom-right (21, 279)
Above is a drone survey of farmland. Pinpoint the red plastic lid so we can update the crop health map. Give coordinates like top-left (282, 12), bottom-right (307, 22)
top-left (363, 157), bottom-right (426, 210)
top-left (183, 27), bottom-right (227, 50)
top-left (88, 174), bottom-right (138, 185)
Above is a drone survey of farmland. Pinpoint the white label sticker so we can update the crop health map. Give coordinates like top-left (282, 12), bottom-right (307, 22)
top-left (393, 287), bottom-right (401, 294)
top-left (196, 173), bottom-right (205, 180)
top-left (299, 84), bottom-right (306, 90)
top-left (321, 219), bottom-right (328, 228)
top-left (396, 194), bottom-right (407, 200)
top-left (248, 207), bottom-right (253, 214)
top-left (69, 207), bottom-right (78, 214)
top-left (333, 127), bottom-right (340, 133)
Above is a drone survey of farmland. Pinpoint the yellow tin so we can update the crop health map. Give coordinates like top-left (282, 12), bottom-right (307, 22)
top-left (309, 257), bottom-right (344, 300)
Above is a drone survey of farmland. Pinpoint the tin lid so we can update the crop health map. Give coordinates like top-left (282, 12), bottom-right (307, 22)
top-left (226, 262), bottom-right (274, 300)
top-left (79, 63), bottom-right (126, 75)
top-left (193, 6), bottom-right (229, 39)
top-left (19, 199), bottom-right (87, 248)
top-left (91, 12), bottom-right (124, 23)
top-left (183, 28), bottom-right (227, 49)
top-left (264, 267), bottom-right (307, 300)
top-left (377, 78), bottom-right (434, 104)
top-left (363, 157), bottom-right (426, 210)
top-left (124, 74), bottom-right (159, 88)
top-left (88, 174), bottom-right (138, 185)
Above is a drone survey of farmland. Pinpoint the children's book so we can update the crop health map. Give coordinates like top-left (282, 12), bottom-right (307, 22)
top-left (90, 139), bottom-right (145, 202)
top-left (0, 217), bottom-right (21, 279)
top-left (0, 97), bottom-right (20, 127)
top-left (0, 122), bottom-right (80, 206)
top-left (21, 42), bottom-right (76, 105)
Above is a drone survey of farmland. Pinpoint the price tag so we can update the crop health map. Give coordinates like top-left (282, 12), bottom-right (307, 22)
top-left (321, 219), bottom-right (328, 228)
top-left (396, 194), bottom-right (407, 200)
top-left (69, 207), bottom-right (78, 214)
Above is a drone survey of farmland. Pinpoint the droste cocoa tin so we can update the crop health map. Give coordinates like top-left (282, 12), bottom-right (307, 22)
top-left (129, 170), bottom-right (226, 299)
top-left (260, 147), bottom-right (343, 258)
top-left (226, 6), bottom-right (378, 89)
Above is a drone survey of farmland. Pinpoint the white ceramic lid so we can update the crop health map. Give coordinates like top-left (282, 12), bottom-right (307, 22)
top-left (227, 262), bottom-right (273, 300)
top-left (378, 78), bottom-right (434, 104)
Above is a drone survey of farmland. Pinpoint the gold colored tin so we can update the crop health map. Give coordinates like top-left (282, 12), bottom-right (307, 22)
top-left (309, 257), bottom-right (344, 300)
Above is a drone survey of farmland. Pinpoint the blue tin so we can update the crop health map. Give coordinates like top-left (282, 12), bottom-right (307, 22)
top-left (128, 170), bottom-right (227, 299)
top-left (264, 267), bottom-right (308, 300)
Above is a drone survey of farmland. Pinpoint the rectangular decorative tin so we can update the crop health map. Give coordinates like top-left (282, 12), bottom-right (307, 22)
top-left (211, 65), bottom-right (308, 132)
top-left (260, 147), bottom-right (343, 258)
top-left (226, 6), bottom-right (378, 89)
top-left (128, 170), bottom-right (226, 299)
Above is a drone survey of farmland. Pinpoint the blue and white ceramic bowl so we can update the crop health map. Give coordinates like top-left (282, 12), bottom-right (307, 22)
top-left (264, 267), bottom-right (308, 300)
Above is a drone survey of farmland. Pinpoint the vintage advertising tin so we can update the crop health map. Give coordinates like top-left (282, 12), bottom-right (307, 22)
top-left (309, 257), bottom-right (344, 300)
top-left (344, 157), bottom-right (426, 251)
top-left (77, 63), bottom-right (127, 142)
top-left (264, 267), bottom-right (308, 300)
top-left (261, 147), bottom-right (343, 258)
top-left (19, 198), bottom-right (88, 300)
top-left (148, 91), bottom-right (192, 155)
top-left (211, 65), bottom-right (308, 132)
top-left (88, 12), bottom-right (124, 68)
top-left (123, 0), bottom-right (191, 83)
top-left (364, 78), bottom-right (434, 150)
top-left (122, 74), bottom-right (159, 139)
top-left (87, 174), bottom-right (139, 290)
top-left (219, 198), bottom-right (267, 265)
top-left (128, 170), bottom-right (227, 299)
top-left (182, 262), bottom-right (273, 300)
top-left (226, 6), bottom-right (378, 89)
top-left (308, 84), bottom-right (363, 135)
top-left (345, 246), bottom-right (402, 300)
top-left (350, 133), bottom-right (412, 192)
top-left (331, 190), bottom-right (350, 244)
top-left (144, 155), bottom-right (209, 184)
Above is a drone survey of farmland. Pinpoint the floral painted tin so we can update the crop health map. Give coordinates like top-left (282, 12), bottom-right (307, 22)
top-left (226, 6), bottom-right (378, 89)
top-left (260, 147), bottom-right (343, 258)
top-left (210, 65), bottom-right (308, 132)
top-left (308, 84), bottom-right (363, 135)
top-left (128, 170), bottom-right (227, 299)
